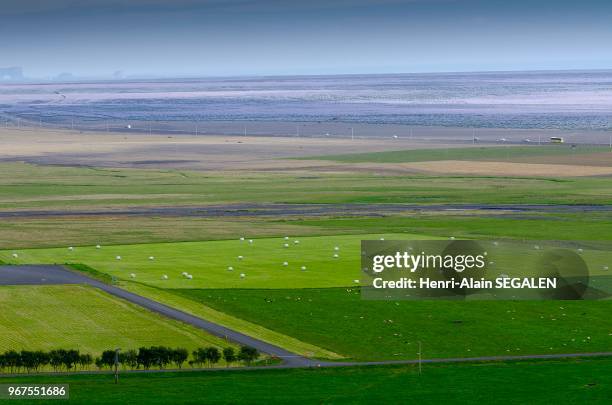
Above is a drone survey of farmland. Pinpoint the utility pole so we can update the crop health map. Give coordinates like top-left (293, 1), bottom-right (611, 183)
top-left (351, 127), bottom-right (354, 141)
top-left (296, 125), bottom-right (300, 137)
top-left (244, 126), bottom-right (247, 137)
top-left (114, 348), bottom-right (121, 384)
top-left (418, 341), bottom-right (422, 375)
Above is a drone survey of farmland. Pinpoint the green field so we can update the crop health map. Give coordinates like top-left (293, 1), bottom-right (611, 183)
top-left (2, 359), bottom-right (610, 404)
top-left (2, 162), bottom-right (612, 212)
top-left (0, 234), bottom-right (436, 289)
top-left (300, 145), bottom-right (612, 163)
top-left (3, 233), bottom-right (610, 361)
top-left (175, 288), bottom-right (612, 361)
top-left (0, 285), bottom-right (234, 356)
top-left (296, 214), bottom-right (612, 241)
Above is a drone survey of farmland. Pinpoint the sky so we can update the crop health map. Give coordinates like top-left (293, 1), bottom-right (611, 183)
top-left (2, 0), bottom-right (612, 79)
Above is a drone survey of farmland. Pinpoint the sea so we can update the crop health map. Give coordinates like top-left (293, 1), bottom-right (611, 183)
top-left (1, 70), bottom-right (611, 134)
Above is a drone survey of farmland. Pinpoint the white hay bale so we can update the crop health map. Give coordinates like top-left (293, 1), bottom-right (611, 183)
top-left (228, 266), bottom-right (234, 271)
top-left (181, 271), bottom-right (188, 276)
top-left (240, 237), bottom-right (245, 241)
top-left (116, 256), bottom-right (122, 260)
top-left (186, 274), bottom-right (193, 279)
top-left (248, 239), bottom-right (253, 244)
top-left (449, 236), bottom-right (455, 240)
top-left (240, 273), bottom-right (246, 278)
top-left (12, 253), bottom-right (18, 258)
top-left (294, 240), bottom-right (300, 244)
top-left (68, 246), bottom-right (74, 251)
top-left (283, 262), bottom-right (288, 266)
top-left (603, 266), bottom-right (609, 271)
top-left (380, 237), bottom-right (385, 241)
top-left (238, 255), bottom-right (243, 260)
top-left (96, 245), bottom-right (101, 249)
top-left (149, 256), bottom-right (155, 260)
top-left (333, 253), bottom-right (339, 258)
top-left (301, 266), bottom-right (307, 271)
top-left (334, 246), bottom-right (339, 251)
top-left (161, 274), bottom-right (168, 280)
top-left (129, 273), bottom-right (136, 278)
top-left (284, 236), bottom-right (289, 240)
top-left (284, 243), bottom-right (289, 248)
top-left (354, 279), bottom-right (360, 283)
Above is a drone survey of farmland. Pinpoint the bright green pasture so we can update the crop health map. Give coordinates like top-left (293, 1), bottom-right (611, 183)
top-left (0, 234), bottom-right (436, 289)
top-left (176, 287), bottom-right (612, 361)
top-left (0, 285), bottom-right (234, 356)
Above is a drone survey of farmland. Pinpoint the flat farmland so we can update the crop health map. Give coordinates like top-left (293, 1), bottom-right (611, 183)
top-left (176, 287), bottom-right (612, 361)
top-left (2, 162), bottom-right (612, 213)
top-left (0, 234), bottom-right (435, 289)
top-left (0, 284), bottom-right (235, 356)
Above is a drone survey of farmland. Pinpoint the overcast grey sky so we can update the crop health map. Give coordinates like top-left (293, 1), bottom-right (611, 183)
top-left (2, 0), bottom-right (612, 78)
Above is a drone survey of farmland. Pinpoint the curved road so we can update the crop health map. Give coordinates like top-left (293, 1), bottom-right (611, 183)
top-left (0, 265), bottom-right (314, 367)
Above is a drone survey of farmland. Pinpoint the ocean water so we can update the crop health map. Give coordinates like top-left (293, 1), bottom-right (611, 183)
top-left (1, 70), bottom-right (612, 130)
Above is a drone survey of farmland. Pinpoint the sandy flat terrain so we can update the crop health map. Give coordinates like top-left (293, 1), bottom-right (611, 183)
top-left (0, 128), bottom-right (483, 171)
top-left (394, 160), bottom-right (612, 177)
top-left (2, 128), bottom-right (609, 176)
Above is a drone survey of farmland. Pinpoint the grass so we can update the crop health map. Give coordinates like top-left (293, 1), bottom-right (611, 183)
top-left (0, 216), bottom-right (329, 249)
top-left (0, 285), bottom-right (235, 357)
top-left (2, 232), bottom-right (610, 361)
top-left (121, 282), bottom-right (342, 360)
top-left (299, 145), bottom-right (612, 163)
top-left (1, 359), bottom-right (611, 404)
top-left (174, 287), bottom-right (612, 361)
top-left (0, 234), bottom-right (438, 289)
top-left (2, 162), bottom-right (612, 211)
top-left (293, 213), bottom-right (612, 241)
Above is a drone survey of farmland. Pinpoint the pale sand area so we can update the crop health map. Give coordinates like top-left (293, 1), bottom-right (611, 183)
top-left (2, 128), bottom-right (610, 177)
top-left (0, 128), bottom-right (484, 170)
top-left (391, 160), bottom-right (612, 177)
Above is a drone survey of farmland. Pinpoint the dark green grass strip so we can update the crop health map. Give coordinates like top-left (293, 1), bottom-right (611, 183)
top-left (2, 359), bottom-right (611, 404)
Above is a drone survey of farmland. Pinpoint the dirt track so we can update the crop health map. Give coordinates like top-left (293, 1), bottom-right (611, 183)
top-left (1, 203), bottom-right (612, 219)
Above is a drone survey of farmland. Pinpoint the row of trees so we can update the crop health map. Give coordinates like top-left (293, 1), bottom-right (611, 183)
top-left (0, 349), bottom-right (92, 373)
top-left (0, 346), bottom-right (259, 374)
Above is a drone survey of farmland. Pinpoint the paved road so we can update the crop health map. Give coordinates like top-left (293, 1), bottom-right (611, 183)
top-left (0, 265), bottom-right (315, 367)
top-left (2, 203), bottom-right (612, 219)
top-left (3, 265), bottom-right (612, 371)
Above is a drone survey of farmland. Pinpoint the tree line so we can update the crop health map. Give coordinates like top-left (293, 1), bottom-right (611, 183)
top-left (0, 346), bottom-right (259, 374)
